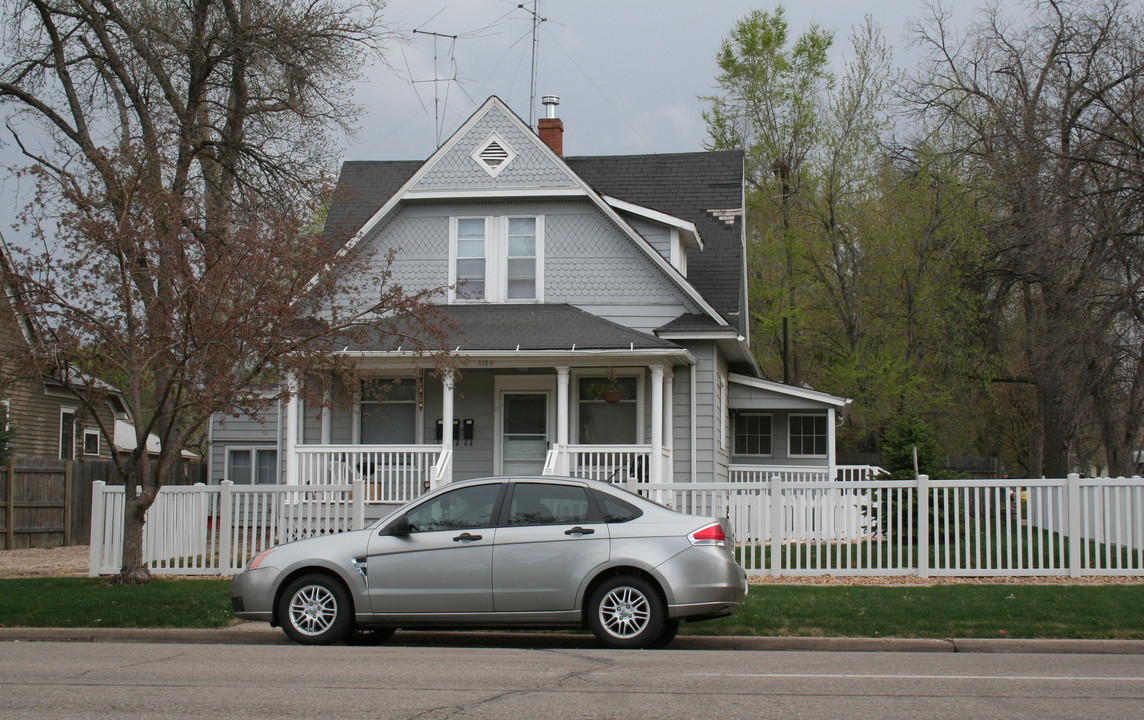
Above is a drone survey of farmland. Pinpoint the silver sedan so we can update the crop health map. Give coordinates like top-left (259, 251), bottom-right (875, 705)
top-left (230, 476), bottom-right (747, 649)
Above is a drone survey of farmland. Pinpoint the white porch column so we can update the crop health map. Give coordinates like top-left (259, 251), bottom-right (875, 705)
top-left (556, 365), bottom-right (570, 475)
top-left (650, 365), bottom-right (664, 483)
top-left (663, 369), bottom-right (674, 483)
top-left (441, 370), bottom-right (455, 482)
top-left (320, 385), bottom-right (332, 445)
top-left (284, 372), bottom-right (299, 486)
top-left (827, 407), bottom-right (837, 481)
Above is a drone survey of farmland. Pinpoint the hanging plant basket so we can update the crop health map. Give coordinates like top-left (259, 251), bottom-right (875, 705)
top-left (602, 390), bottom-right (623, 404)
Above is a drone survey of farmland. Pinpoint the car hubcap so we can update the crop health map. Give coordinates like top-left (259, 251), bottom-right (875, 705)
top-left (289, 585), bottom-right (337, 636)
top-left (599, 586), bottom-right (651, 638)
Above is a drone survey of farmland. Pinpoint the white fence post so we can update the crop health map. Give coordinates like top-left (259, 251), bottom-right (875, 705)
top-left (768, 475), bottom-right (782, 577)
top-left (88, 481), bottom-right (105, 577)
top-left (219, 480), bottom-right (234, 574)
top-left (918, 474), bottom-right (930, 578)
top-left (1067, 472), bottom-right (1082, 577)
top-left (352, 479), bottom-right (365, 530)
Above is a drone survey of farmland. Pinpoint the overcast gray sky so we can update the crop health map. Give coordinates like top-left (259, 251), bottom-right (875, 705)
top-left (1, 0), bottom-right (978, 246)
top-left (348, 0), bottom-right (934, 160)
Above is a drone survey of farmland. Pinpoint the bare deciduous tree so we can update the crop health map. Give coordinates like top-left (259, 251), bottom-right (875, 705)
top-left (908, 0), bottom-right (1144, 476)
top-left (0, 0), bottom-right (453, 583)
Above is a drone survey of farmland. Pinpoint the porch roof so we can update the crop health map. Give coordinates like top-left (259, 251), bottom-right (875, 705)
top-left (341, 303), bottom-right (682, 352)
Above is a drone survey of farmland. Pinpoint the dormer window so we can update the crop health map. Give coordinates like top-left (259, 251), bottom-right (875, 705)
top-left (450, 215), bottom-right (544, 303)
top-left (472, 133), bottom-right (517, 178)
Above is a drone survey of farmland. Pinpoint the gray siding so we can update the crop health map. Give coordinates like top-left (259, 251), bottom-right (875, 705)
top-left (209, 402), bottom-right (280, 482)
top-left (626, 216), bottom-right (671, 261)
top-left (414, 105), bottom-right (578, 190)
top-left (345, 199), bottom-right (699, 334)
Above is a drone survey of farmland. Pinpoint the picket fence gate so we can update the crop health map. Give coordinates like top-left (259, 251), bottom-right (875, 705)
top-left (88, 474), bottom-right (1144, 578)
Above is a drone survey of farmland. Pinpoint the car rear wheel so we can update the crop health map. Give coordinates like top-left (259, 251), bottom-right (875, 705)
top-left (278, 574), bottom-right (352, 645)
top-left (587, 575), bottom-right (666, 649)
top-left (648, 619), bottom-right (680, 649)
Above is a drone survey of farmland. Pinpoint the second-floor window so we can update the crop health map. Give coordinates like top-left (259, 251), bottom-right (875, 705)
top-left (451, 215), bottom-right (542, 302)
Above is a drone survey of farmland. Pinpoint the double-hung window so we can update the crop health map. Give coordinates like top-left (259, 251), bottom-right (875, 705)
top-left (451, 216), bottom-right (542, 302)
top-left (734, 413), bottom-right (772, 456)
top-left (227, 447), bottom-right (278, 484)
top-left (360, 379), bottom-right (418, 445)
top-left (789, 414), bottom-right (828, 457)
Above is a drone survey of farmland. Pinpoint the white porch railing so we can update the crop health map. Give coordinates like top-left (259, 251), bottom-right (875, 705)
top-left (295, 445), bottom-right (440, 504)
top-left (89, 480), bottom-right (364, 576)
top-left (730, 464), bottom-right (885, 483)
top-left (563, 444), bottom-right (654, 483)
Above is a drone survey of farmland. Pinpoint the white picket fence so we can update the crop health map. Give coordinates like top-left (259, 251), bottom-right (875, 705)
top-left (641, 474), bottom-right (1144, 577)
top-left (89, 473), bottom-right (1144, 578)
top-left (88, 480), bottom-right (365, 576)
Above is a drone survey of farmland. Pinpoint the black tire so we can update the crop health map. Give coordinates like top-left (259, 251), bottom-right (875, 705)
top-left (648, 619), bottom-right (680, 649)
top-left (586, 575), bottom-right (666, 649)
top-left (277, 573), bottom-right (353, 645)
top-left (344, 626), bottom-right (397, 646)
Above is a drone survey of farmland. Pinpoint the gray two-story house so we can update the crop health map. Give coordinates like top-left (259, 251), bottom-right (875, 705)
top-left (208, 97), bottom-right (854, 502)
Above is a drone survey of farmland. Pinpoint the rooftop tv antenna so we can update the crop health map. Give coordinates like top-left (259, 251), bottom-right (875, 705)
top-left (518, 1), bottom-right (547, 129)
top-left (410, 28), bottom-right (459, 147)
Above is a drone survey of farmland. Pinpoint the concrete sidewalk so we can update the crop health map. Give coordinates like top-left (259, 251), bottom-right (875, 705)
top-left (2, 624), bottom-right (1143, 653)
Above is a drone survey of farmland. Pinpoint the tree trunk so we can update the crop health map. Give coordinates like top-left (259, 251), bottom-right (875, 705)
top-left (111, 492), bottom-right (152, 585)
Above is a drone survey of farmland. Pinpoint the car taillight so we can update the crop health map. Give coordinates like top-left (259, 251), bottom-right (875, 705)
top-left (688, 523), bottom-right (725, 546)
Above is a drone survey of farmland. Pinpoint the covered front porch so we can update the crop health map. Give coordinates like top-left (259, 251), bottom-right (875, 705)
top-left (282, 355), bottom-right (689, 503)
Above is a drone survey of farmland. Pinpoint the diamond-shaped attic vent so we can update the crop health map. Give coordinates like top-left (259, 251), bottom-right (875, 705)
top-left (471, 133), bottom-right (517, 178)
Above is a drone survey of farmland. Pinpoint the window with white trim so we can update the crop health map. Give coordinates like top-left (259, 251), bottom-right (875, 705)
top-left (734, 413), bottom-right (772, 456)
top-left (59, 409), bottom-right (76, 460)
top-left (227, 447), bottom-right (278, 484)
top-left (577, 376), bottom-right (638, 445)
top-left (789, 414), bottom-right (828, 457)
top-left (450, 216), bottom-right (543, 303)
top-left (83, 428), bottom-right (100, 456)
top-left (360, 379), bottom-right (418, 445)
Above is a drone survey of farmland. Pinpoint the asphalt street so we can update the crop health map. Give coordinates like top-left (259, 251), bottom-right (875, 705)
top-left (2, 637), bottom-right (1143, 719)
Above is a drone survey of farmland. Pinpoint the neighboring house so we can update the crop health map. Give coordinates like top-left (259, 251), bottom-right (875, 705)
top-left (0, 232), bottom-right (180, 464)
top-left (0, 234), bottom-right (123, 461)
top-left (208, 96), bottom-right (853, 497)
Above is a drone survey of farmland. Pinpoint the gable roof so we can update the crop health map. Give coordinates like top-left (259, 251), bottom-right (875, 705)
top-left (320, 97), bottom-right (741, 328)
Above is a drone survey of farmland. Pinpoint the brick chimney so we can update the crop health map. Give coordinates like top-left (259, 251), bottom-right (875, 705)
top-left (538, 95), bottom-right (563, 156)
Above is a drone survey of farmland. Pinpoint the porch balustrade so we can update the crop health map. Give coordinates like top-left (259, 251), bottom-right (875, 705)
top-left (295, 445), bottom-right (440, 504)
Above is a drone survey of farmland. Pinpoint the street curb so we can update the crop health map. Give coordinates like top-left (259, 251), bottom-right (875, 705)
top-left (2, 625), bottom-right (1143, 653)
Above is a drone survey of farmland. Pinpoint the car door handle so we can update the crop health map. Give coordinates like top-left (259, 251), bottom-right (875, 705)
top-left (453, 532), bottom-right (482, 542)
top-left (565, 527), bottom-right (595, 536)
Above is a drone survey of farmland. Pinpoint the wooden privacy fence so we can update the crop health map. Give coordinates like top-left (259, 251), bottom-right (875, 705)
top-left (643, 474), bottom-right (1144, 577)
top-left (1, 458), bottom-right (77, 549)
top-left (89, 480), bottom-right (365, 576)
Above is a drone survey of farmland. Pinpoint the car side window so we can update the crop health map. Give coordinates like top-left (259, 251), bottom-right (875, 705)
top-left (406, 484), bottom-right (501, 533)
top-left (593, 490), bottom-right (643, 523)
top-left (508, 483), bottom-right (592, 526)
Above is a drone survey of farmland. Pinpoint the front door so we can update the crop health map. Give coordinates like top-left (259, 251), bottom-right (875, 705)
top-left (500, 392), bottom-right (549, 475)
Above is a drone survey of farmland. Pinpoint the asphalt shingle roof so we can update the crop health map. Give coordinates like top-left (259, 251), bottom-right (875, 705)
top-left (344, 304), bottom-right (682, 352)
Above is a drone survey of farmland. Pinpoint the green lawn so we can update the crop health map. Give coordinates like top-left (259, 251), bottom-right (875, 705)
top-left (1, 578), bottom-right (1142, 639)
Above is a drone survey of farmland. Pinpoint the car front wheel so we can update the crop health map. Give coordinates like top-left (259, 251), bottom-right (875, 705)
top-left (587, 575), bottom-right (666, 649)
top-left (278, 574), bottom-right (352, 645)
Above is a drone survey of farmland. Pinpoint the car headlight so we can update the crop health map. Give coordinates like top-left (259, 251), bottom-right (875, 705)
top-left (248, 547), bottom-right (277, 570)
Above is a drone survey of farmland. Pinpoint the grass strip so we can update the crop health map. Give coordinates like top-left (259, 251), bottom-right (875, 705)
top-left (1, 579), bottom-right (1143, 639)
top-left (682, 584), bottom-right (1144, 639)
top-left (0, 578), bottom-right (234, 629)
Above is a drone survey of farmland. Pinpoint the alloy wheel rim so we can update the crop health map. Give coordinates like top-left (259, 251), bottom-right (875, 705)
top-left (289, 585), bottom-right (338, 636)
top-left (598, 586), bottom-right (651, 638)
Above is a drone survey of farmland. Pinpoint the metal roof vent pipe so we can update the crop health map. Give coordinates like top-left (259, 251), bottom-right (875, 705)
top-left (539, 95), bottom-right (563, 156)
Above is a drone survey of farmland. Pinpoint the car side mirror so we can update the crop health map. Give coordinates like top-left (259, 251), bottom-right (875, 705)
top-left (381, 514), bottom-right (411, 537)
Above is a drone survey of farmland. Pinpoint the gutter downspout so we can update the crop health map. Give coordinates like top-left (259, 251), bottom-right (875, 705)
top-left (690, 363), bottom-right (697, 483)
